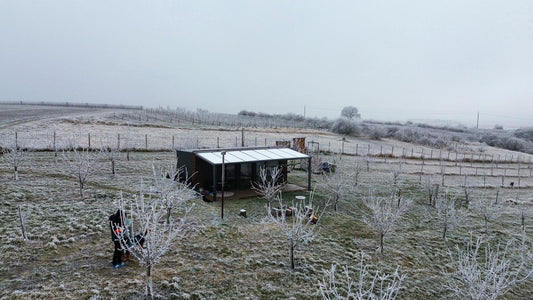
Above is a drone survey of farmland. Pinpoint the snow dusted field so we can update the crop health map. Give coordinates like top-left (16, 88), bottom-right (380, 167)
top-left (1, 105), bottom-right (533, 299)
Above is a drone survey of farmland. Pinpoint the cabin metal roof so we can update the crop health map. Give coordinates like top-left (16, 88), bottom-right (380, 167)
top-left (196, 147), bottom-right (309, 165)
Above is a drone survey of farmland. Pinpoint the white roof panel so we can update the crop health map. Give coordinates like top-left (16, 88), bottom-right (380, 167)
top-left (196, 148), bottom-right (310, 165)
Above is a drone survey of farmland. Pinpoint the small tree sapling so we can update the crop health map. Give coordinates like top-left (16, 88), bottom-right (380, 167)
top-left (363, 192), bottom-right (411, 254)
top-left (470, 196), bottom-right (501, 234)
top-left (151, 162), bottom-right (197, 223)
top-left (61, 147), bottom-right (101, 197)
top-left (445, 236), bottom-right (533, 300)
top-left (267, 195), bottom-right (320, 269)
top-left (252, 166), bottom-right (286, 209)
top-left (114, 184), bottom-right (194, 299)
top-left (435, 193), bottom-right (465, 240)
top-left (319, 252), bottom-right (405, 299)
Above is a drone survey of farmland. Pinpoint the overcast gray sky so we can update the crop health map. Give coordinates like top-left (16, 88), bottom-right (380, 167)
top-left (1, 1), bottom-right (532, 128)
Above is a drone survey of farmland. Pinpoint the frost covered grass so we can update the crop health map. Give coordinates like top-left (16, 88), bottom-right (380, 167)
top-left (1, 108), bottom-right (533, 299)
top-left (1, 150), bottom-right (533, 299)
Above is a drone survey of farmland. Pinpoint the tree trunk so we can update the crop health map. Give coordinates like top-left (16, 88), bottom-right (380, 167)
top-left (111, 159), bottom-right (115, 175)
top-left (146, 264), bottom-right (154, 299)
top-left (79, 180), bottom-right (84, 197)
top-left (290, 239), bottom-right (295, 269)
top-left (442, 222), bottom-right (448, 240)
top-left (18, 205), bottom-right (27, 240)
top-left (380, 233), bottom-right (384, 254)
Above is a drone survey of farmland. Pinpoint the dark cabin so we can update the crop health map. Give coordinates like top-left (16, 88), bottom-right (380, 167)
top-left (176, 146), bottom-right (312, 201)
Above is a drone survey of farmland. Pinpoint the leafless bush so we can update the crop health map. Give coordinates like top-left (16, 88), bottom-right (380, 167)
top-left (331, 118), bottom-right (361, 136)
top-left (445, 236), bottom-right (533, 300)
top-left (267, 196), bottom-right (319, 269)
top-left (319, 251), bottom-right (405, 299)
top-left (252, 166), bottom-right (286, 209)
top-left (363, 192), bottom-right (412, 254)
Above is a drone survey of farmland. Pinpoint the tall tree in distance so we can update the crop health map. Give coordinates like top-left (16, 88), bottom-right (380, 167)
top-left (341, 106), bottom-right (361, 121)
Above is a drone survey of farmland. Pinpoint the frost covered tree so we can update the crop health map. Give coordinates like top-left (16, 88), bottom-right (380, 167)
top-left (445, 236), bottom-right (533, 300)
top-left (318, 167), bottom-right (353, 212)
top-left (252, 166), bottom-right (286, 209)
top-left (114, 185), bottom-right (194, 299)
top-left (267, 196), bottom-right (319, 269)
top-left (61, 147), bottom-right (101, 197)
top-left (319, 252), bottom-right (405, 299)
top-left (2, 142), bottom-right (30, 181)
top-left (470, 196), bottom-right (501, 234)
top-left (100, 136), bottom-right (121, 176)
top-left (363, 192), bottom-right (411, 254)
top-left (151, 163), bottom-right (197, 223)
top-left (435, 193), bottom-right (464, 240)
top-left (341, 106), bottom-right (361, 120)
top-left (389, 162), bottom-right (402, 187)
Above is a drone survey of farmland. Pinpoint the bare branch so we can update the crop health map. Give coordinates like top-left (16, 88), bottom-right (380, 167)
top-left (319, 251), bottom-right (405, 300)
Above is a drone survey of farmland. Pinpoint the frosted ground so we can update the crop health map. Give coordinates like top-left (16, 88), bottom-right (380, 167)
top-left (1, 105), bottom-right (533, 299)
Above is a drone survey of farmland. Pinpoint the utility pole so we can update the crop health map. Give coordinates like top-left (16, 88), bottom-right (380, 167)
top-left (476, 111), bottom-right (479, 129)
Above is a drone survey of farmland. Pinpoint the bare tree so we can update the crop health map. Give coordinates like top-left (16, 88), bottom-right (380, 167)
top-left (267, 196), bottom-right (319, 269)
top-left (151, 163), bottom-right (198, 223)
top-left (470, 196), bottom-right (501, 234)
top-left (363, 154), bottom-right (373, 172)
top-left (318, 167), bottom-right (353, 212)
top-left (61, 147), bottom-right (101, 197)
top-left (100, 137), bottom-right (121, 176)
top-left (363, 192), bottom-right (411, 254)
top-left (422, 176), bottom-right (439, 207)
top-left (389, 162), bottom-right (402, 187)
top-left (461, 176), bottom-right (473, 206)
top-left (319, 252), bottom-right (405, 299)
top-left (252, 166), bottom-right (286, 209)
top-left (445, 236), bottom-right (533, 300)
top-left (435, 193), bottom-right (464, 240)
top-left (114, 185), bottom-right (194, 299)
top-left (2, 142), bottom-right (30, 181)
top-left (352, 158), bottom-right (364, 186)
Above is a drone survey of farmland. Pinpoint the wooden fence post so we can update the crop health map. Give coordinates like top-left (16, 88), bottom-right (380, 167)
top-left (88, 133), bottom-right (91, 148)
top-left (53, 131), bottom-right (57, 156)
top-left (145, 134), bottom-right (148, 149)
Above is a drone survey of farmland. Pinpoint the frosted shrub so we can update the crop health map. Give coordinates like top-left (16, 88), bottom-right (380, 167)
top-left (331, 118), bottom-right (361, 136)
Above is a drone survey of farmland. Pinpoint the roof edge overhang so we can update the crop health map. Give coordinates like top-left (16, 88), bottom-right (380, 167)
top-left (188, 146), bottom-right (310, 166)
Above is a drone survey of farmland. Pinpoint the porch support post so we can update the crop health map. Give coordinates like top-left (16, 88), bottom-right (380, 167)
top-left (307, 157), bottom-right (312, 191)
top-left (213, 164), bottom-right (217, 202)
